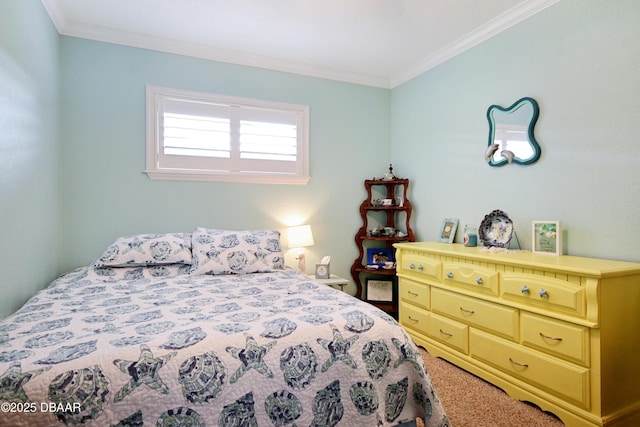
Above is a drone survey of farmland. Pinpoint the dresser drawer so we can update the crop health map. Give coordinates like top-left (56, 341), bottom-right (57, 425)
top-left (399, 301), bottom-right (430, 335)
top-left (431, 288), bottom-right (518, 341)
top-left (501, 273), bottom-right (586, 318)
top-left (470, 329), bottom-right (590, 409)
top-left (521, 312), bottom-right (590, 366)
top-left (426, 312), bottom-right (469, 354)
top-left (399, 254), bottom-right (441, 281)
top-left (399, 278), bottom-right (430, 310)
top-left (442, 262), bottom-right (499, 296)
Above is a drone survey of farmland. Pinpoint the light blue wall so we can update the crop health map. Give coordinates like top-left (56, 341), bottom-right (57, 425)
top-left (2, 0), bottom-right (638, 319)
top-left (391, 0), bottom-right (640, 261)
top-left (0, 0), bottom-right (61, 318)
top-left (60, 37), bottom-right (390, 288)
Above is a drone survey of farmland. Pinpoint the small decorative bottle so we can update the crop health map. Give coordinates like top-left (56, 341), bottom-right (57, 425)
top-left (463, 224), bottom-right (478, 247)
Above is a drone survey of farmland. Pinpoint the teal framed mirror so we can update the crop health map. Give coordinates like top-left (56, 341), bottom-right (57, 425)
top-left (486, 97), bottom-right (541, 166)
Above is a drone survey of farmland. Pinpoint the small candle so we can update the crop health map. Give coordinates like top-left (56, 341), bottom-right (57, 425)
top-left (464, 225), bottom-right (478, 247)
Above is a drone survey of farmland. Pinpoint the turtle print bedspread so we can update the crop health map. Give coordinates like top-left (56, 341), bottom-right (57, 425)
top-left (0, 266), bottom-right (448, 426)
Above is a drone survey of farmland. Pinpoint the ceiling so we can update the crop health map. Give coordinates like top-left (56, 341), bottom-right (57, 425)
top-left (41, 0), bottom-right (558, 88)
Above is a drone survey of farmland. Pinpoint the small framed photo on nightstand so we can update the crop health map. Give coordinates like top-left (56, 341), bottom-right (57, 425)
top-left (532, 221), bottom-right (562, 255)
top-left (365, 279), bottom-right (394, 303)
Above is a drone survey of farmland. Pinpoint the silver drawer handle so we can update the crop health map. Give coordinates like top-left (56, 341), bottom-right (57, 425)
top-left (539, 288), bottom-right (549, 298)
top-left (459, 307), bottom-right (475, 314)
top-left (417, 264), bottom-right (424, 270)
top-left (439, 329), bottom-right (453, 337)
top-left (407, 316), bottom-right (419, 323)
top-left (408, 291), bottom-right (419, 297)
top-left (539, 332), bottom-right (563, 341)
top-left (521, 285), bottom-right (530, 294)
top-left (509, 358), bottom-right (529, 368)
top-left (476, 277), bottom-right (483, 285)
top-left (409, 263), bottom-right (415, 269)
top-left (446, 271), bottom-right (453, 278)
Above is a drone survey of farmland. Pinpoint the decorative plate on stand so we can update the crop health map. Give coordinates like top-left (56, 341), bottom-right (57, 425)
top-left (479, 210), bottom-right (514, 247)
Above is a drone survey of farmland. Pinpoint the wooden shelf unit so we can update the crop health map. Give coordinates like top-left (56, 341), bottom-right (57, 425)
top-left (350, 177), bottom-right (415, 317)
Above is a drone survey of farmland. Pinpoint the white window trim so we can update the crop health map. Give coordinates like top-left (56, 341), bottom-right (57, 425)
top-left (145, 85), bottom-right (310, 184)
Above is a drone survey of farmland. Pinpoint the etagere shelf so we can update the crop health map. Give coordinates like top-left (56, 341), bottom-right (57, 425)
top-left (350, 174), bottom-right (415, 318)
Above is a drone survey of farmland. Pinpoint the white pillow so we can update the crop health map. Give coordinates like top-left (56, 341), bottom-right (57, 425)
top-left (190, 228), bottom-right (284, 275)
top-left (93, 233), bottom-right (192, 267)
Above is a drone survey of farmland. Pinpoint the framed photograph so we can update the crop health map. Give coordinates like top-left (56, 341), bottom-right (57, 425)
top-left (367, 248), bottom-right (393, 265)
top-left (532, 221), bottom-right (562, 255)
top-left (439, 218), bottom-right (459, 243)
top-left (365, 279), bottom-right (394, 303)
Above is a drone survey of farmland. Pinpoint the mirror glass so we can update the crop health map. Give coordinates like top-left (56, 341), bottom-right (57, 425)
top-left (486, 97), bottom-right (540, 166)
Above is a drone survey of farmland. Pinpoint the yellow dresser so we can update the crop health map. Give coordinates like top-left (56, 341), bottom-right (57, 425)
top-left (394, 242), bottom-right (640, 427)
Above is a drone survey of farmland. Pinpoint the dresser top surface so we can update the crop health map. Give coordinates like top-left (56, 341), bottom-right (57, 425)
top-left (394, 242), bottom-right (640, 277)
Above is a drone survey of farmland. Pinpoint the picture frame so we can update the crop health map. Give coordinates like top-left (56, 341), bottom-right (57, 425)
top-left (439, 218), bottom-right (459, 243)
top-left (532, 221), bottom-right (562, 255)
top-left (365, 279), bottom-right (394, 303)
top-left (367, 248), bottom-right (394, 265)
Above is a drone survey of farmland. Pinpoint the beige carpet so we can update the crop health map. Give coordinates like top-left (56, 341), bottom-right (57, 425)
top-left (419, 347), bottom-right (565, 427)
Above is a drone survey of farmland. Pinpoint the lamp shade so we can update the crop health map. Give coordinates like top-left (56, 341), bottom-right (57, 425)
top-left (288, 224), bottom-right (315, 248)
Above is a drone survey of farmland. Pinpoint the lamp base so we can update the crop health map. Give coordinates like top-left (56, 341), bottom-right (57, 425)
top-left (296, 252), bottom-right (306, 273)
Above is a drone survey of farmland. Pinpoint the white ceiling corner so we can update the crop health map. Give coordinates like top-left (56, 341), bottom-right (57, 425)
top-left (40, 0), bottom-right (559, 88)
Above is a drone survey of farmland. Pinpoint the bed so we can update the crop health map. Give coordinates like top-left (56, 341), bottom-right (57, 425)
top-left (0, 229), bottom-right (448, 427)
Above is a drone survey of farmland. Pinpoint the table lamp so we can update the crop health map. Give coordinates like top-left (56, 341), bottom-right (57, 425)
top-left (287, 224), bottom-right (315, 273)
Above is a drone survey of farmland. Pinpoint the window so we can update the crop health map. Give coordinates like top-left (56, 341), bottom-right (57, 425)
top-left (146, 85), bottom-right (310, 184)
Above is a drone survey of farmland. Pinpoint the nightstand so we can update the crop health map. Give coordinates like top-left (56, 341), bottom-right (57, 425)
top-left (307, 274), bottom-right (348, 292)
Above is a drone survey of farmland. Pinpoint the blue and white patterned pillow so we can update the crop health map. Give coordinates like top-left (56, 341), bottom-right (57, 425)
top-left (93, 233), bottom-right (192, 267)
top-left (91, 264), bottom-right (192, 281)
top-left (190, 228), bottom-right (284, 275)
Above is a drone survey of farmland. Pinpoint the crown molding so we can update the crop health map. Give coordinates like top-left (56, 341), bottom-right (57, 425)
top-left (390, 0), bottom-right (560, 88)
top-left (57, 18), bottom-right (392, 88)
top-left (41, 0), bottom-right (67, 32)
top-left (41, 0), bottom-right (559, 89)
